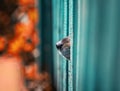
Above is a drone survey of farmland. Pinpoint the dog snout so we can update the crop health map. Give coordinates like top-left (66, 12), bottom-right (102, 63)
top-left (56, 43), bottom-right (63, 50)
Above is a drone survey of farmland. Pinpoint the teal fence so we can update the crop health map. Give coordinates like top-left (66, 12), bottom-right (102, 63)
top-left (52, 0), bottom-right (120, 91)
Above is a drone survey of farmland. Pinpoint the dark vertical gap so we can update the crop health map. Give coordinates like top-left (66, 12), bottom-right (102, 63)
top-left (66, 0), bottom-right (69, 91)
top-left (67, 0), bottom-right (69, 36)
top-left (66, 61), bottom-right (69, 91)
top-left (73, 0), bottom-right (77, 91)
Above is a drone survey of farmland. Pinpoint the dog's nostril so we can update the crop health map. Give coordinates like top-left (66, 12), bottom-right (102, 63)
top-left (56, 44), bottom-right (63, 49)
top-left (26, 38), bottom-right (32, 43)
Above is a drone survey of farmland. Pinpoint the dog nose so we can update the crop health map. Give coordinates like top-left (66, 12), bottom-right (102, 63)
top-left (56, 44), bottom-right (63, 50)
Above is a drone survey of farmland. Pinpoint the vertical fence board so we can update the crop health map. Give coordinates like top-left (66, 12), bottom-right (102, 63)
top-left (52, 0), bottom-right (120, 91)
top-left (62, 0), bottom-right (68, 91)
top-left (52, 0), bottom-right (68, 91)
top-left (68, 0), bottom-right (73, 91)
top-left (52, 0), bottom-right (61, 90)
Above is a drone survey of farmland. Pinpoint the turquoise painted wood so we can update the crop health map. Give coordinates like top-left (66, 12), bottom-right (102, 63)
top-left (52, 0), bottom-right (68, 91)
top-left (52, 0), bottom-right (120, 91)
top-left (52, 0), bottom-right (68, 90)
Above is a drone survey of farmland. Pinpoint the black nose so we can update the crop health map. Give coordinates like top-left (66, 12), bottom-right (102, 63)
top-left (26, 38), bottom-right (32, 43)
top-left (56, 44), bottom-right (63, 49)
